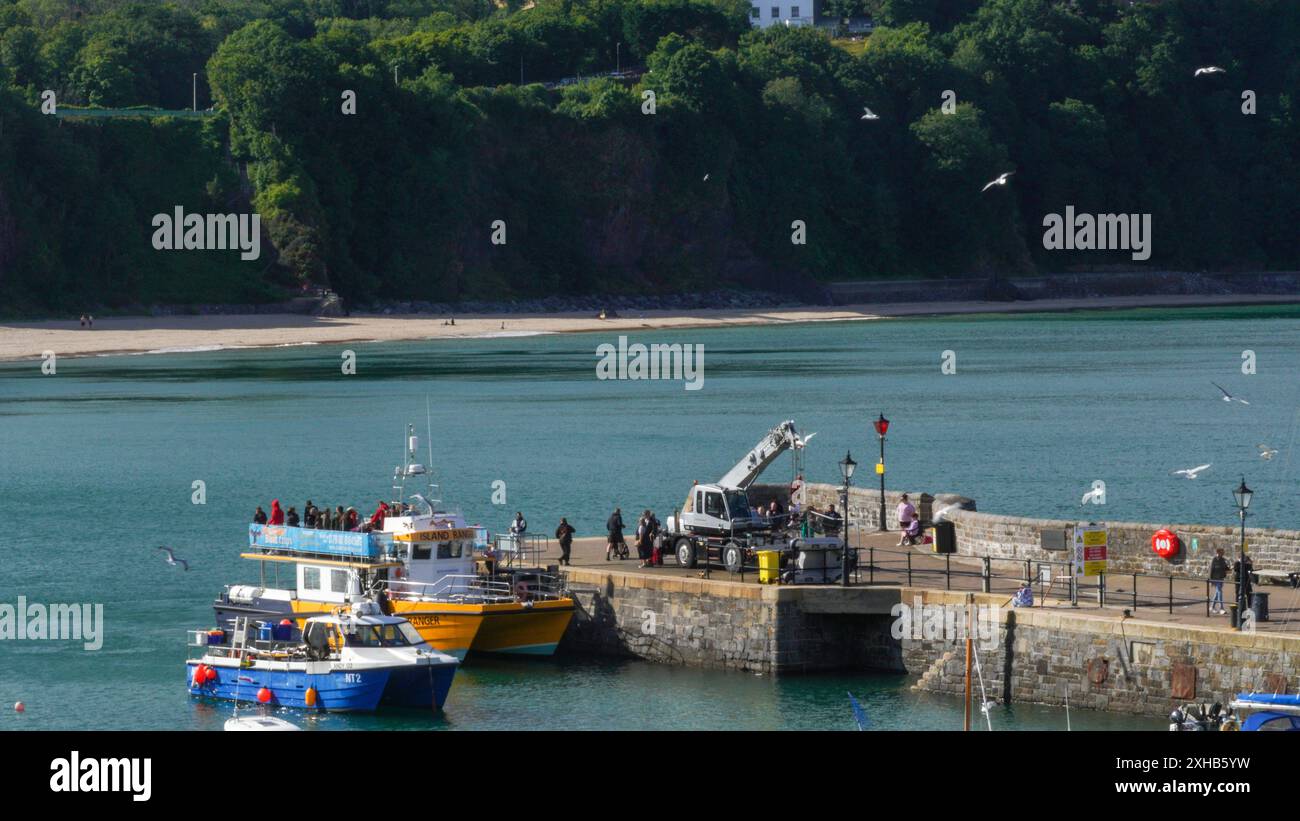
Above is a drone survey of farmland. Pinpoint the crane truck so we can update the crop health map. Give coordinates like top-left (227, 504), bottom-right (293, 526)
top-left (662, 419), bottom-right (815, 572)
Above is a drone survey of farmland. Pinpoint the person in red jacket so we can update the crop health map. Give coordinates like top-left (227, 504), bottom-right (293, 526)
top-left (268, 499), bottom-right (285, 525)
top-left (368, 501), bottom-right (389, 530)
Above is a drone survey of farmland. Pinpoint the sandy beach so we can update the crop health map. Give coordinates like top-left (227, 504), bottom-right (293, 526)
top-left (2, 293), bottom-right (1297, 362)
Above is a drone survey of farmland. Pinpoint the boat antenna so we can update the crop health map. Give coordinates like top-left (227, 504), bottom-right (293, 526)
top-left (426, 395), bottom-right (437, 503)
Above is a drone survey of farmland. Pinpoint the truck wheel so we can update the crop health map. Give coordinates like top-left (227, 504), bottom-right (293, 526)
top-left (723, 542), bottom-right (744, 573)
top-left (675, 538), bottom-right (696, 569)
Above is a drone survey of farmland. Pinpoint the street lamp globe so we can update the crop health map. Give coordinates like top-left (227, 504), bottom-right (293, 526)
top-left (1233, 477), bottom-right (1253, 511)
top-left (840, 451), bottom-right (857, 484)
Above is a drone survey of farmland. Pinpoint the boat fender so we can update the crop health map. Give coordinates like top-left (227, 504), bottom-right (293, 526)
top-left (192, 665), bottom-right (207, 687)
top-left (205, 666), bottom-right (218, 683)
top-left (305, 687), bottom-right (318, 708)
top-left (256, 687), bottom-right (273, 704)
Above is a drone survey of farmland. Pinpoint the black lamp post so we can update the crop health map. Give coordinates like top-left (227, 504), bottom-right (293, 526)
top-left (1233, 477), bottom-right (1253, 630)
top-left (839, 451), bottom-right (857, 587)
top-left (873, 414), bottom-right (889, 531)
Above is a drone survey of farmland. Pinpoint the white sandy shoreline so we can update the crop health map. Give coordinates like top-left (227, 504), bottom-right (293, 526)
top-left (1, 293), bottom-right (1297, 363)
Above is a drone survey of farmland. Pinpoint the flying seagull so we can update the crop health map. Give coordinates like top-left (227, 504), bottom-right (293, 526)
top-left (156, 546), bottom-right (190, 571)
top-left (981, 171), bottom-right (1015, 192)
top-left (1171, 464), bottom-right (1212, 479)
top-left (1080, 486), bottom-right (1105, 505)
top-left (1193, 66), bottom-right (1226, 77)
top-left (860, 106), bottom-right (879, 121)
top-left (1211, 382), bottom-right (1249, 405)
top-left (702, 173), bottom-right (710, 182)
top-left (1258, 444), bottom-right (1278, 460)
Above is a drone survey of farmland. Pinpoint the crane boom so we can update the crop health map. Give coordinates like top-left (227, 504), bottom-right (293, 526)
top-left (716, 420), bottom-right (806, 490)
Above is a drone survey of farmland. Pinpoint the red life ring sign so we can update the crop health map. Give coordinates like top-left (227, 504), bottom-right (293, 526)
top-left (1152, 529), bottom-right (1180, 559)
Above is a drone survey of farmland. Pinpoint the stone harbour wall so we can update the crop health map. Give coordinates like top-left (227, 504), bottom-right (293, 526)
top-left (901, 590), bottom-right (1300, 717)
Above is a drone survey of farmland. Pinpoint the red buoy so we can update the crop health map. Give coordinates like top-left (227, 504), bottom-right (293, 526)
top-left (1152, 529), bottom-right (1180, 559)
top-left (256, 687), bottom-right (273, 704)
top-left (192, 665), bottom-right (207, 687)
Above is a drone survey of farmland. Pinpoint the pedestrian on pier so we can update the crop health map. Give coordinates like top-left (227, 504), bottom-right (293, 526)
top-left (555, 518), bottom-right (575, 566)
top-left (510, 511), bottom-right (528, 547)
top-left (636, 510), bottom-right (656, 567)
top-left (606, 507), bottom-right (625, 561)
top-left (252, 506), bottom-right (267, 525)
top-left (1209, 548), bottom-right (1228, 614)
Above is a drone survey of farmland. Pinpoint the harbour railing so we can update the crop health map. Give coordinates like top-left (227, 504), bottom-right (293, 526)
top-left (857, 544), bottom-right (1298, 631)
top-left (492, 533), bottom-right (553, 569)
top-left (384, 575), bottom-right (516, 603)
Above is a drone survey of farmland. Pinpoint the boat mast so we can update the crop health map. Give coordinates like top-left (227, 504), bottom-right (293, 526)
top-left (964, 592), bottom-right (973, 732)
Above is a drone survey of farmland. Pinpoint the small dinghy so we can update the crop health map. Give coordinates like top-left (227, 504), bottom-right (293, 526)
top-left (224, 715), bottom-right (300, 731)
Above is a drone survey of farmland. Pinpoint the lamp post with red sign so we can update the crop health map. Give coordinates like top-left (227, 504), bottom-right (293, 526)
top-left (873, 413), bottom-right (889, 531)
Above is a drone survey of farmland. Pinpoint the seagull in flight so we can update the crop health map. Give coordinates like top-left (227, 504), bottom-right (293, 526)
top-left (860, 106), bottom-right (879, 121)
top-left (702, 173), bottom-right (710, 182)
top-left (1211, 382), bottom-right (1249, 404)
top-left (1194, 66), bottom-right (1226, 77)
top-left (1080, 486), bottom-right (1105, 505)
top-left (1258, 444), bottom-right (1278, 460)
top-left (981, 171), bottom-right (1015, 192)
top-left (156, 546), bottom-right (190, 571)
top-left (1171, 464), bottom-right (1212, 479)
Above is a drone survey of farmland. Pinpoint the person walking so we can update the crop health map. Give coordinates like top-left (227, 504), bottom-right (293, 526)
top-left (606, 507), bottom-right (625, 561)
top-left (555, 517), bottom-right (575, 566)
top-left (1209, 548), bottom-right (1229, 614)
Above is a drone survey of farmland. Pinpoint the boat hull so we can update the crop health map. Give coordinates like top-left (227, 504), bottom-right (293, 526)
top-left (472, 599), bottom-right (575, 655)
top-left (186, 660), bottom-right (456, 712)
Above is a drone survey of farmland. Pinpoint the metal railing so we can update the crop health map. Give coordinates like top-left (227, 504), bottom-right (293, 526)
top-left (856, 544), bottom-right (1290, 625)
top-left (492, 533), bottom-right (552, 569)
top-left (385, 575), bottom-right (516, 603)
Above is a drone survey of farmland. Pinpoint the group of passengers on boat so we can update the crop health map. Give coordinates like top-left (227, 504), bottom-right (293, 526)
top-left (251, 498), bottom-right (408, 532)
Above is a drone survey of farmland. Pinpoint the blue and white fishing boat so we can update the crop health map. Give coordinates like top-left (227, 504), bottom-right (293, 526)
top-left (1229, 693), bottom-right (1300, 732)
top-left (187, 602), bottom-right (458, 713)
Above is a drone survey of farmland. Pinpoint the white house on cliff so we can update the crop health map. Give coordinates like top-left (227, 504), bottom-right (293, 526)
top-left (749, 1), bottom-right (814, 28)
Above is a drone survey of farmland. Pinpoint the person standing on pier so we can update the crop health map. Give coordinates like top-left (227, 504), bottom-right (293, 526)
top-left (269, 499), bottom-right (285, 526)
top-left (286, 506), bottom-right (300, 527)
top-left (896, 494), bottom-right (918, 546)
top-left (606, 507), bottom-right (625, 561)
top-left (252, 506), bottom-right (268, 525)
top-left (510, 512), bottom-right (528, 548)
top-left (1209, 548), bottom-right (1229, 614)
top-left (636, 510), bottom-right (656, 568)
top-left (304, 501), bottom-right (317, 528)
top-left (555, 518), bottom-right (575, 566)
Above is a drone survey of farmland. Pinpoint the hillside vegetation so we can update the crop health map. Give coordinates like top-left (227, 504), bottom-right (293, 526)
top-left (0, 0), bottom-right (1297, 313)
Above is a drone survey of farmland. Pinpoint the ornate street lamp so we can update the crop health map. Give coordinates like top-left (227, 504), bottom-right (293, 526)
top-left (1233, 477), bottom-right (1253, 630)
top-left (873, 414), bottom-right (890, 531)
top-left (839, 451), bottom-right (857, 587)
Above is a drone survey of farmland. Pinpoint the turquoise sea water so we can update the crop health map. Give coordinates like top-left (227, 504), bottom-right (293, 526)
top-left (3, 305), bottom-right (1295, 730)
